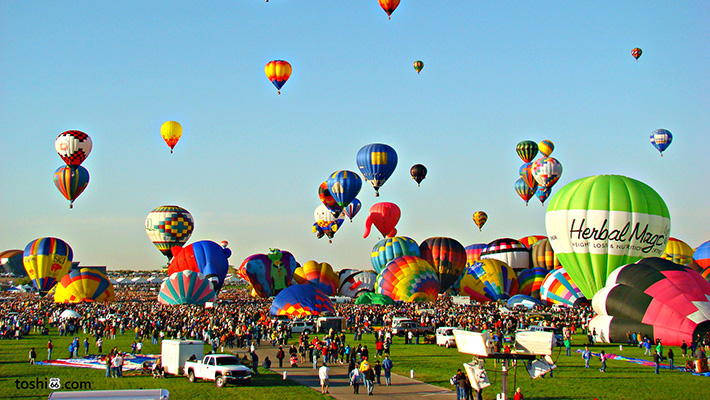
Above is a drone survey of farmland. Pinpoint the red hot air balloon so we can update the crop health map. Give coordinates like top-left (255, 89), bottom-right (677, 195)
top-left (363, 202), bottom-right (400, 238)
top-left (378, 0), bottom-right (400, 20)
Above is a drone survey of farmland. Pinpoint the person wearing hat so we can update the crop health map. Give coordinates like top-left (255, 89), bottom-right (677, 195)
top-left (514, 387), bottom-right (524, 400)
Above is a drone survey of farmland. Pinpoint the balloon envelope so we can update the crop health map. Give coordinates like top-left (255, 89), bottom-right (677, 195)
top-left (355, 292), bottom-right (395, 305)
top-left (158, 270), bottom-right (216, 305)
top-left (338, 269), bottom-right (377, 298)
top-left (410, 164), bottom-right (427, 186)
top-left (161, 121), bottom-right (182, 153)
top-left (54, 165), bottom-right (90, 208)
top-left (531, 238), bottom-right (561, 270)
top-left (538, 140), bottom-right (554, 157)
top-left (419, 237), bottom-right (467, 293)
top-left (375, 255), bottom-right (439, 302)
top-left (540, 267), bottom-right (587, 307)
top-left (241, 249), bottom-right (298, 298)
top-left (661, 237), bottom-right (694, 266)
top-left (54, 268), bottom-right (115, 303)
top-left (293, 260), bottom-right (339, 296)
top-left (55, 130), bottom-right (92, 166)
top-left (167, 240), bottom-right (231, 293)
top-left (265, 60), bottom-right (292, 93)
top-left (270, 284), bottom-right (335, 317)
top-left (507, 294), bottom-right (544, 309)
top-left (145, 205), bottom-right (195, 260)
top-left (357, 143), bottom-right (397, 196)
top-left (363, 202), bottom-right (400, 238)
top-left (370, 236), bottom-right (420, 274)
top-left (23, 237), bottom-right (73, 292)
top-left (472, 211), bottom-right (487, 231)
top-left (459, 259), bottom-right (518, 302)
top-left (516, 140), bottom-right (538, 163)
top-left (694, 241), bottom-right (710, 269)
top-left (650, 129), bottom-right (672, 156)
top-left (378, 0), bottom-right (400, 19)
top-left (517, 267), bottom-right (548, 299)
top-left (480, 238), bottom-right (531, 270)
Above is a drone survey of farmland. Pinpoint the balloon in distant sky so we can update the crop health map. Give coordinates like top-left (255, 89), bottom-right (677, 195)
top-left (480, 238), bottom-right (531, 270)
top-left (363, 202), bottom-right (400, 238)
top-left (55, 130), bottom-right (92, 166)
top-left (545, 175), bottom-right (671, 299)
top-left (327, 170), bottom-right (362, 208)
top-left (241, 249), bottom-right (298, 298)
top-left (459, 259), bottom-right (519, 302)
top-left (378, 0), bottom-right (400, 19)
top-left (54, 268), bottom-right (115, 303)
top-left (160, 121), bottom-right (182, 153)
top-left (531, 157), bottom-right (563, 188)
top-left (519, 163), bottom-right (537, 190)
top-left (167, 240), bottom-right (231, 293)
top-left (145, 205), bottom-right (195, 261)
top-left (535, 186), bottom-right (551, 205)
top-left (413, 60), bottom-right (424, 74)
top-left (419, 237), bottom-right (467, 293)
top-left (531, 238), bottom-right (561, 270)
top-left (158, 270), bottom-right (216, 305)
top-left (472, 211), bottom-right (488, 231)
top-left (650, 129), bottom-right (672, 156)
top-left (375, 255), bottom-right (440, 302)
top-left (517, 267), bottom-right (548, 299)
top-left (540, 267), bottom-right (587, 307)
top-left (265, 60), bottom-right (292, 94)
top-left (590, 257), bottom-right (710, 347)
top-left (318, 181), bottom-right (342, 218)
top-left (293, 260), bottom-right (339, 296)
top-left (357, 143), bottom-right (397, 197)
top-left (661, 237), bottom-right (694, 266)
top-left (339, 269), bottom-right (377, 298)
top-left (371, 236), bottom-right (420, 274)
top-left (631, 47), bottom-right (642, 60)
top-left (693, 241), bottom-right (710, 269)
top-left (538, 140), bottom-right (554, 156)
top-left (23, 237), bottom-right (73, 293)
top-left (518, 235), bottom-right (546, 249)
top-left (343, 198), bottom-right (362, 222)
top-left (313, 204), bottom-right (345, 243)
top-left (54, 165), bottom-right (90, 209)
top-left (515, 140), bottom-right (539, 163)
top-left (410, 164), bottom-right (427, 186)
top-left (515, 178), bottom-right (536, 206)
top-left (270, 284), bottom-right (335, 317)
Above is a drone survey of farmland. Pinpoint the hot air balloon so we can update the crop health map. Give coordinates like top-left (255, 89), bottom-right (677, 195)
top-left (413, 60), bottom-right (424, 74)
top-left (540, 267), bottom-right (587, 307)
top-left (419, 237), bottom-right (467, 293)
top-left (519, 163), bottom-right (537, 190)
top-left (158, 270), bottom-right (216, 305)
top-left (545, 175), bottom-right (671, 299)
top-left (54, 268), bottom-right (115, 303)
top-left (313, 204), bottom-right (345, 243)
top-left (343, 198), bottom-right (361, 222)
top-left (55, 130), bottom-right (92, 166)
top-left (480, 238), bottom-right (531, 270)
top-left (145, 205), bottom-right (195, 261)
top-left (518, 235), bottom-right (546, 249)
top-left (356, 143), bottom-right (397, 197)
top-left (507, 294), bottom-right (543, 309)
top-left (240, 249), bottom-right (298, 298)
top-left (589, 257), bottom-right (710, 346)
top-left (363, 202), bottom-right (400, 238)
top-left (650, 129), bottom-right (672, 156)
top-left (701, 267), bottom-right (710, 283)
top-left (318, 181), bottom-right (342, 218)
top-left (53, 165), bottom-right (90, 208)
top-left (23, 237), bottom-right (73, 293)
top-left (161, 121), bottom-right (182, 153)
top-left (516, 140), bottom-right (539, 163)
top-left (293, 260), bottom-right (339, 296)
top-left (515, 178), bottom-right (536, 206)
top-left (167, 240), bottom-right (231, 293)
top-left (375, 255), bottom-right (439, 302)
top-left (354, 292), bottom-right (395, 305)
top-left (370, 236), bottom-right (420, 274)
top-left (0, 250), bottom-right (26, 277)
top-left (459, 259), bottom-right (518, 302)
top-left (631, 47), bottom-right (642, 60)
top-left (338, 269), bottom-right (377, 298)
top-left (472, 211), bottom-right (487, 231)
top-left (378, 0), bottom-right (400, 19)
top-left (410, 164), bottom-right (427, 186)
top-left (517, 267), bottom-right (548, 299)
top-left (538, 140), bottom-right (554, 157)
top-left (535, 186), bottom-right (551, 205)
top-left (531, 157), bottom-right (563, 188)
top-left (693, 241), bottom-right (710, 269)
top-left (270, 284), bottom-right (335, 316)
top-left (531, 238), bottom-right (561, 270)
top-left (327, 170), bottom-right (362, 209)
top-left (465, 244), bottom-right (487, 266)
top-left (265, 60), bottom-right (292, 94)
top-left (661, 237), bottom-right (694, 266)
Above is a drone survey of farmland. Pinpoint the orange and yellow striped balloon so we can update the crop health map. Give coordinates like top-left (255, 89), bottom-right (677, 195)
top-left (265, 60), bottom-right (292, 94)
top-left (161, 121), bottom-right (182, 153)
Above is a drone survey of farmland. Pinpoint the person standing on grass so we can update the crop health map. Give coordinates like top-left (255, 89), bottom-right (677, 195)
top-left (668, 348), bottom-right (674, 370)
top-left (136, 340), bottom-right (143, 354)
top-left (599, 350), bottom-right (607, 373)
top-left (653, 350), bottom-right (661, 374)
top-left (105, 352), bottom-right (112, 378)
top-left (514, 387), bottom-right (524, 400)
top-left (84, 338), bottom-right (90, 355)
top-left (96, 337), bottom-right (103, 354)
top-left (319, 363), bottom-right (330, 394)
top-left (47, 339), bottom-right (53, 361)
top-left (583, 346), bottom-right (591, 368)
top-left (656, 339), bottom-right (664, 362)
top-left (564, 337), bottom-right (572, 356)
top-left (681, 340), bottom-right (688, 358)
top-left (382, 355), bottom-right (393, 386)
top-left (29, 348), bottom-right (36, 365)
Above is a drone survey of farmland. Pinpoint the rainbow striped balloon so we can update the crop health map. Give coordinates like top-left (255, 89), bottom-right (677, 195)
top-left (375, 256), bottom-right (439, 303)
top-left (293, 260), bottom-right (339, 296)
top-left (517, 267), bottom-right (548, 299)
top-left (158, 270), bottom-right (216, 305)
top-left (540, 267), bottom-right (587, 307)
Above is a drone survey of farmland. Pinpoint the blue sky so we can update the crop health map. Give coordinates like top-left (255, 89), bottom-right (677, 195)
top-left (1, 1), bottom-right (708, 270)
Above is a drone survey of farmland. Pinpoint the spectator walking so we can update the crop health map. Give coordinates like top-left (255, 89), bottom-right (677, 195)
top-left (277, 346), bottom-right (285, 368)
top-left (599, 350), bottom-right (607, 373)
top-left (350, 364), bottom-right (362, 394)
top-left (374, 360), bottom-right (382, 385)
top-left (582, 346), bottom-right (591, 368)
top-left (382, 355), bottom-right (393, 386)
top-left (653, 350), bottom-right (661, 374)
top-left (29, 348), bottom-right (36, 365)
top-left (319, 363), bottom-right (330, 394)
top-left (668, 348), bottom-right (674, 370)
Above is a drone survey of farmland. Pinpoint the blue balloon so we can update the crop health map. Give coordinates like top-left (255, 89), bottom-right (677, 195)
top-left (168, 240), bottom-right (231, 293)
top-left (270, 284), bottom-right (335, 316)
top-left (650, 129), bottom-right (673, 156)
top-left (356, 143), bottom-right (398, 197)
top-left (507, 294), bottom-right (544, 309)
top-left (326, 170), bottom-right (362, 209)
top-left (370, 236), bottom-right (421, 274)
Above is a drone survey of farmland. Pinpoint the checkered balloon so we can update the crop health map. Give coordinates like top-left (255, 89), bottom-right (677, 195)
top-left (55, 130), bottom-right (93, 166)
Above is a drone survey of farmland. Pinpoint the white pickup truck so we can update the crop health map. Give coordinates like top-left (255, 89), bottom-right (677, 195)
top-left (184, 354), bottom-right (252, 387)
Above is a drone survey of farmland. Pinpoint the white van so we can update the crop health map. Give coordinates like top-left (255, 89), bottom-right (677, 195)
top-left (436, 327), bottom-right (457, 348)
top-left (527, 325), bottom-right (564, 346)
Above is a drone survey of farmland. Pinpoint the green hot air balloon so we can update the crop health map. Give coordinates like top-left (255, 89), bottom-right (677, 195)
top-left (545, 175), bottom-right (670, 299)
top-left (516, 140), bottom-right (539, 163)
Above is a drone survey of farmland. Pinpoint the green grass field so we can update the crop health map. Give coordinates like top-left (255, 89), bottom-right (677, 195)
top-left (1, 328), bottom-right (708, 400)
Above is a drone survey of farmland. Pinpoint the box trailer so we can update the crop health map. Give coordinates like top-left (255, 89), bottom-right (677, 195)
top-left (161, 340), bottom-right (204, 376)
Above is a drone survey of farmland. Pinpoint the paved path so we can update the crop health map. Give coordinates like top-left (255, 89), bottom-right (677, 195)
top-left (254, 345), bottom-right (456, 400)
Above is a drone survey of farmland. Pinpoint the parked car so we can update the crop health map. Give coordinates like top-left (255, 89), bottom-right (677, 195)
top-left (290, 320), bottom-right (315, 335)
top-left (184, 354), bottom-right (252, 387)
top-left (436, 327), bottom-right (457, 348)
top-left (390, 320), bottom-right (433, 337)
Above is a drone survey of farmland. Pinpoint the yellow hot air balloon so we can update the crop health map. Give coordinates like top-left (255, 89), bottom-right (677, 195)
top-left (54, 268), bottom-right (115, 303)
top-left (23, 237), bottom-right (73, 293)
top-left (161, 121), bottom-right (182, 153)
top-left (661, 237), bottom-right (694, 266)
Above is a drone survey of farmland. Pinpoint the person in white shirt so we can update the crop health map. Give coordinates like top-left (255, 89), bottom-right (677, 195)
top-left (112, 353), bottom-right (124, 378)
top-left (318, 363), bottom-right (330, 394)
